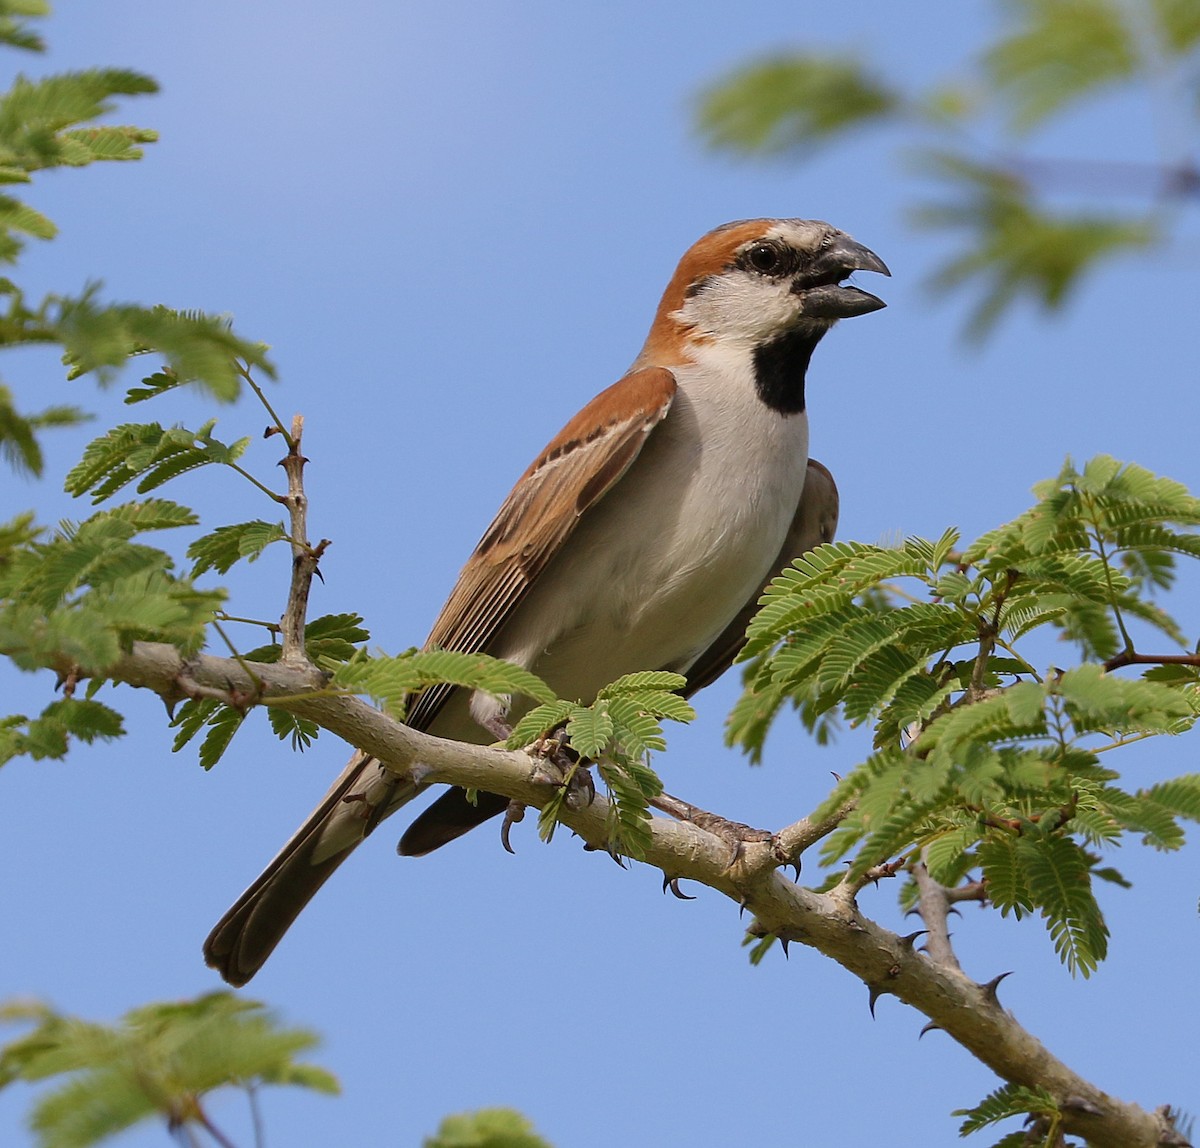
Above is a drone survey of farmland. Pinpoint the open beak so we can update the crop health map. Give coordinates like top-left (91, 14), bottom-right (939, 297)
top-left (793, 235), bottom-right (890, 319)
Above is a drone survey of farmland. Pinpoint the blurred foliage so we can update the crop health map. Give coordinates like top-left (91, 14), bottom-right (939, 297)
top-left (696, 0), bottom-right (1200, 338)
top-left (424, 1108), bottom-right (555, 1148)
top-left (0, 993), bottom-right (337, 1148)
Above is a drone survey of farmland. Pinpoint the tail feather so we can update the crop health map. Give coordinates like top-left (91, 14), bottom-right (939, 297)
top-left (203, 752), bottom-right (423, 985)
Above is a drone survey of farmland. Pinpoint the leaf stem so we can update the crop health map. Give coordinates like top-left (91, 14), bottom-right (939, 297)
top-left (238, 360), bottom-right (291, 443)
top-left (224, 459), bottom-right (286, 502)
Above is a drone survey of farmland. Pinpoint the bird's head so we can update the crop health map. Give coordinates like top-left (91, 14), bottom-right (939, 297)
top-left (636, 218), bottom-right (884, 382)
top-left (635, 218), bottom-right (889, 413)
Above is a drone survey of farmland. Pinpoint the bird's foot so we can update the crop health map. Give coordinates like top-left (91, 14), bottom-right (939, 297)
top-left (495, 726), bottom-right (595, 853)
top-left (650, 791), bottom-right (787, 869)
top-left (528, 726), bottom-right (594, 808)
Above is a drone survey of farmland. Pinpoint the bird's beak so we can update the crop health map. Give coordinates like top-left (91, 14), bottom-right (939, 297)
top-left (793, 235), bottom-right (891, 319)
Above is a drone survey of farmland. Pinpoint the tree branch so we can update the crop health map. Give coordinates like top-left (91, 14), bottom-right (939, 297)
top-left (95, 640), bottom-right (1184, 1148)
top-left (1104, 650), bottom-right (1200, 672)
top-left (275, 413), bottom-right (330, 667)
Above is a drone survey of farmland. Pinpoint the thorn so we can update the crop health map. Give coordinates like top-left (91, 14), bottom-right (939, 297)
top-left (946, 906), bottom-right (962, 918)
top-left (662, 875), bottom-right (696, 900)
top-left (1062, 1096), bottom-right (1103, 1116)
top-left (830, 771), bottom-right (842, 782)
top-left (163, 697), bottom-right (178, 720)
top-left (918, 1021), bottom-right (941, 1040)
top-left (979, 971), bottom-right (1013, 1004)
top-left (899, 930), bottom-right (928, 950)
top-left (867, 985), bottom-right (886, 1018)
top-left (779, 937), bottom-right (790, 959)
top-left (500, 800), bottom-right (526, 855)
top-left (738, 897), bottom-right (749, 918)
top-left (789, 859), bottom-right (802, 881)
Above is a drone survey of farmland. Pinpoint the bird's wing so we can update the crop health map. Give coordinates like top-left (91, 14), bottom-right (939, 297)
top-left (405, 366), bottom-right (677, 732)
top-left (395, 458), bottom-right (838, 859)
top-left (681, 457), bottom-right (839, 696)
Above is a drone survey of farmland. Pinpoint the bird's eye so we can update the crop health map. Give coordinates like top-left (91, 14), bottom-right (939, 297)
top-left (745, 243), bottom-right (782, 274)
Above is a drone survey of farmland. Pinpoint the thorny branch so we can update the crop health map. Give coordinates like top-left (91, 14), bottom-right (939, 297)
top-left (911, 858), bottom-right (987, 972)
top-left (275, 413), bottom-right (331, 667)
top-left (72, 639), bottom-right (1191, 1148)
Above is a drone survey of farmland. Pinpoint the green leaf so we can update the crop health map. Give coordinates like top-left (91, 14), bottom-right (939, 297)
top-left (506, 700), bottom-right (582, 749)
top-left (0, 698), bottom-right (124, 764)
top-left (1142, 775), bottom-right (1200, 823)
top-left (985, 0), bottom-right (1138, 130)
top-left (1022, 832), bottom-right (1109, 975)
top-left (198, 703), bottom-right (245, 770)
top-left (122, 369), bottom-right (186, 404)
top-left (188, 519), bottom-right (287, 576)
top-left (597, 671), bottom-right (688, 697)
top-left (954, 1081), bottom-right (1059, 1134)
top-left (914, 153), bottom-right (1157, 339)
top-left (1151, 0), bottom-right (1200, 52)
top-left (169, 698), bottom-right (219, 753)
top-left (0, 1), bottom-right (49, 53)
top-left (697, 54), bottom-right (898, 156)
top-left (56, 297), bottom-right (272, 400)
top-left (65, 420), bottom-right (252, 504)
top-left (267, 707), bottom-right (319, 751)
top-left (979, 835), bottom-right (1035, 918)
top-left (0, 993), bottom-right (338, 1147)
top-left (333, 648), bottom-right (556, 723)
top-left (424, 1107), bottom-right (554, 1148)
top-left (565, 701), bottom-right (615, 759)
top-left (0, 382), bottom-right (89, 477)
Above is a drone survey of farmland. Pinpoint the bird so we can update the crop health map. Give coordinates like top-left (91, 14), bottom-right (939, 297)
top-left (204, 218), bottom-right (888, 985)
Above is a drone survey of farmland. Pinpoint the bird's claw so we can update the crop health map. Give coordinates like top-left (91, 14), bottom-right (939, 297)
top-left (500, 800), bottom-right (526, 854)
top-left (662, 874), bottom-right (696, 900)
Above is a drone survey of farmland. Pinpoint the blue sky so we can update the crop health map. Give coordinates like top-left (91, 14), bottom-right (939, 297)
top-left (3, 2), bottom-right (1197, 1145)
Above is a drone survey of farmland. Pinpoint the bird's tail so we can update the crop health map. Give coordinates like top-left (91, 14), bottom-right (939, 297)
top-left (203, 751), bottom-right (424, 985)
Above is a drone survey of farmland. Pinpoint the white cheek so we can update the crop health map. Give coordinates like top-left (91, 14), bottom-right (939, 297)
top-left (672, 274), bottom-right (799, 346)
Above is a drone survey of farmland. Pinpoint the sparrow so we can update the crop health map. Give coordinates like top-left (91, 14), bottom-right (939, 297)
top-left (205, 218), bottom-right (888, 985)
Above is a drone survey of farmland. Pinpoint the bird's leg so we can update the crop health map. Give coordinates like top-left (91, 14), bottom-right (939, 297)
top-left (474, 714), bottom-right (532, 851)
top-left (650, 791), bottom-right (785, 867)
top-left (477, 718), bottom-right (594, 852)
top-left (536, 728), bottom-right (595, 809)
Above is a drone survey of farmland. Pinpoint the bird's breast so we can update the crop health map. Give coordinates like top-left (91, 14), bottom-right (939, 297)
top-left (491, 361), bottom-right (810, 704)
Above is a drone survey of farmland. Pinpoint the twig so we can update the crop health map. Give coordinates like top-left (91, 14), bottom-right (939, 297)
top-left (238, 360), bottom-right (292, 442)
top-left (912, 860), bottom-right (971, 970)
top-left (277, 413), bottom-right (331, 667)
top-left (1104, 650), bottom-right (1200, 672)
top-left (247, 1083), bottom-right (265, 1148)
top-left (193, 1104), bottom-right (237, 1148)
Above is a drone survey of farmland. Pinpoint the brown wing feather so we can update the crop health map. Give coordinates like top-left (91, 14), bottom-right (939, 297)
top-left (397, 458), bottom-right (839, 859)
top-left (406, 366), bottom-right (677, 732)
top-left (682, 457), bottom-right (839, 696)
